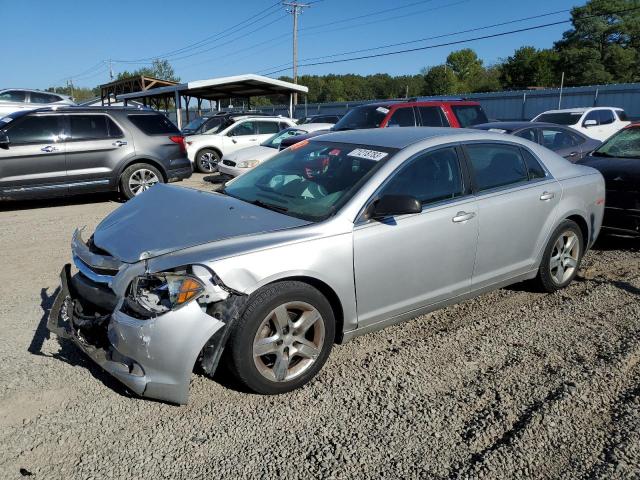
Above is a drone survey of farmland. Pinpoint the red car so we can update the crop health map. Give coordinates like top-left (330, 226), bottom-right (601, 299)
top-left (281, 98), bottom-right (489, 149)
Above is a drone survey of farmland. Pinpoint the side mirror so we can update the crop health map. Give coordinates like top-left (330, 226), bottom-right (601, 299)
top-left (583, 119), bottom-right (597, 127)
top-left (0, 132), bottom-right (9, 149)
top-left (370, 194), bottom-right (422, 219)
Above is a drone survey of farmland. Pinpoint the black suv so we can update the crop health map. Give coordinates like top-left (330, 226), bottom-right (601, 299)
top-left (0, 107), bottom-right (191, 200)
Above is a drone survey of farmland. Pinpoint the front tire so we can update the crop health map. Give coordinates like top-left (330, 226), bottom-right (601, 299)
top-left (120, 163), bottom-right (164, 200)
top-left (535, 219), bottom-right (584, 292)
top-left (226, 281), bottom-right (335, 394)
top-left (195, 148), bottom-right (220, 173)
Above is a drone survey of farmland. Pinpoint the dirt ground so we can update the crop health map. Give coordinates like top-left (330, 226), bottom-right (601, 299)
top-left (0, 174), bottom-right (639, 479)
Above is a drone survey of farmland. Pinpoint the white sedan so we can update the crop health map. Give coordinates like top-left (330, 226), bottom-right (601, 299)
top-left (218, 123), bottom-right (333, 177)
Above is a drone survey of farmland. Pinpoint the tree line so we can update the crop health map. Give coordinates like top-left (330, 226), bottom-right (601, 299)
top-left (47, 0), bottom-right (640, 104)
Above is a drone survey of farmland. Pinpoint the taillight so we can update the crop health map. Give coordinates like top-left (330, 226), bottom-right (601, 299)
top-left (169, 135), bottom-right (186, 153)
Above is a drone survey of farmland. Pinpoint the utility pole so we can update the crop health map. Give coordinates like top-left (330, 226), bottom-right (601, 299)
top-left (109, 59), bottom-right (114, 81)
top-left (284, 1), bottom-right (310, 106)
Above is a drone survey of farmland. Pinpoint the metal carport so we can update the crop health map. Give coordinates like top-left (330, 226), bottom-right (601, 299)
top-left (116, 74), bottom-right (309, 129)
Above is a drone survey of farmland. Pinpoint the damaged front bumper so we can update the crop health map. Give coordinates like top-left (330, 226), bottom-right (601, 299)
top-left (48, 263), bottom-right (229, 405)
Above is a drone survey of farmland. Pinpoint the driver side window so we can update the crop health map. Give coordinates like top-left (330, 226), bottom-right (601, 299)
top-left (381, 147), bottom-right (463, 205)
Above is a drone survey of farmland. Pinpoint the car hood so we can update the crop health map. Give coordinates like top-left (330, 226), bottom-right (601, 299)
top-left (225, 145), bottom-right (277, 162)
top-left (92, 184), bottom-right (309, 263)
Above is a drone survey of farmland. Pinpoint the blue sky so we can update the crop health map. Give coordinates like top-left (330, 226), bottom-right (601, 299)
top-left (2, 0), bottom-right (584, 89)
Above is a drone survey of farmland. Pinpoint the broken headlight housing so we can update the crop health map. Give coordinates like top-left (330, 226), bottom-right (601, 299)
top-left (128, 272), bottom-right (205, 316)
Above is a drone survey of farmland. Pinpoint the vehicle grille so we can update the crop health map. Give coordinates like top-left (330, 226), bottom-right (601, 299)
top-left (222, 159), bottom-right (236, 167)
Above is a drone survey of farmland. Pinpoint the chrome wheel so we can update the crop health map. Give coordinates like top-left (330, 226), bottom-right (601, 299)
top-left (549, 230), bottom-right (580, 284)
top-left (253, 301), bottom-right (326, 382)
top-left (128, 168), bottom-right (160, 195)
top-left (199, 152), bottom-right (218, 173)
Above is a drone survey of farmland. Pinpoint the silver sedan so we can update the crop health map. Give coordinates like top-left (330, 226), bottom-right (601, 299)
top-left (48, 127), bottom-right (605, 404)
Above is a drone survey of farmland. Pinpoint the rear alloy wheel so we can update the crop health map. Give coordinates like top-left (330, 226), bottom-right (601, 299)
top-left (120, 163), bottom-right (164, 200)
top-left (196, 149), bottom-right (220, 173)
top-left (535, 220), bottom-right (584, 292)
top-left (226, 281), bottom-right (335, 394)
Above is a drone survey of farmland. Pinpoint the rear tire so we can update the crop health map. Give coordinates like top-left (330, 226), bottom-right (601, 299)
top-left (120, 163), bottom-right (164, 200)
top-left (196, 148), bottom-right (220, 173)
top-left (226, 281), bottom-right (335, 394)
top-left (535, 219), bottom-right (584, 293)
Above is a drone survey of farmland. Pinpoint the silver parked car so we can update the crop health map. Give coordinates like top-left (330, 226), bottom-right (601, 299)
top-left (0, 88), bottom-right (75, 116)
top-left (48, 128), bottom-right (605, 404)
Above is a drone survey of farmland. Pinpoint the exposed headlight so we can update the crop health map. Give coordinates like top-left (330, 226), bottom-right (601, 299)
top-left (127, 272), bottom-right (205, 316)
top-left (237, 159), bottom-right (260, 168)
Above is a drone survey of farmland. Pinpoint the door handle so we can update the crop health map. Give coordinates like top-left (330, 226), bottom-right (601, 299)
top-left (249, 138), bottom-right (258, 141)
top-left (452, 211), bottom-right (475, 223)
top-left (112, 140), bottom-right (128, 147)
top-left (540, 191), bottom-right (555, 201)
top-left (41, 145), bottom-right (58, 153)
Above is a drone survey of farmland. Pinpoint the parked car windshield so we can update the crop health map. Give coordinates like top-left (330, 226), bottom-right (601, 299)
top-left (332, 105), bottom-right (388, 131)
top-left (182, 116), bottom-right (209, 134)
top-left (535, 112), bottom-right (583, 125)
top-left (224, 141), bottom-right (395, 221)
top-left (592, 127), bottom-right (640, 159)
top-left (261, 128), bottom-right (309, 149)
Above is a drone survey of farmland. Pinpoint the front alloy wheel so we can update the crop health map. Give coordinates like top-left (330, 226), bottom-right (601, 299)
top-left (253, 301), bottom-right (326, 382)
top-left (197, 149), bottom-right (220, 173)
top-left (225, 281), bottom-right (335, 394)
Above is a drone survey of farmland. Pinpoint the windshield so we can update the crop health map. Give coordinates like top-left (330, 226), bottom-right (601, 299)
top-left (261, 128), bottom-right (309, 149)
top-left (332, 105), bottom-right (388, 131)
top-left (592, 127), bottom-right (640, 159)
top-left (224, 141), bottom-right (395, 221)
top-left (535, 112), bottom-right (582, 125)
top-left (451, 105), bottom-right (488, 127)
top-left (182, 116), bottom-right (209, 133)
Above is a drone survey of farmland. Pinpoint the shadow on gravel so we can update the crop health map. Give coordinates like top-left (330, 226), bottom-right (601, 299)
top-left (28, 286), bottom-right (132, 399)
top-left (0, 192), bottom-right (118, 212)
top-left (592, 233), bottom-right (640, 252)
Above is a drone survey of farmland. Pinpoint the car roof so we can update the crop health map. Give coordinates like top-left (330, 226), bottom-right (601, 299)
top-left (312, 126), bottom-right (494, 149)
top-left (25, 106), bottom-right (156, 114)
top-left (354, 98), bottom-right (480, 109)
top-left (298, 123), bottom-right (334, 131)
top-left (474, 121), bottom-right (571, 131)
top-left (538, 107), bottom-right (623, 114)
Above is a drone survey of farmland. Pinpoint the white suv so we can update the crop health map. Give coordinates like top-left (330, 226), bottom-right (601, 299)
top-left (0, 89), bottom-right (75, 117)
top-left (532, 107), bottom-right (630, 141)
top-left (185, 116), bottom-right (297, 172)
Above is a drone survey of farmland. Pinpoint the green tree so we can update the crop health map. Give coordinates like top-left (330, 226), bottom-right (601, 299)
top-left (554, 0), bottom-right (640, 85)
top-left (422, 65), bottom-right (460, 95)
top-left (116, 59), bottom-right (180, 82)
top-left (446, 48), bottom-right (484, 85)
top-left (500, 46), bottom-right (559, 89)
top-left (45, 86), bottom-right (96, 103)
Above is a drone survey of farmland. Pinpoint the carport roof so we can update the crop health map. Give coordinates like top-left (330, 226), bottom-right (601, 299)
top-left (117, 74), bottom-right (308, 101)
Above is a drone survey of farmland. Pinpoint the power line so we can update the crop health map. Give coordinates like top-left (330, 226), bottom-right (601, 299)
top-left (114, 1), bottom-right (282, 63)
top-left (262, 5), bottom-right (640, 76)
top-left (262, 7), bottom-right (571, 72)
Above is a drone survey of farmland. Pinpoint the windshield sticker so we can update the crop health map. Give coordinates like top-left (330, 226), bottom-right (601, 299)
top-left (376, 107), bottom-right (390, 115)
top-left (488, 128), bottom-right (507, 133)
top-left (0, 117), bottom-right (12, 124)
top-left (328, 148), bottom-right (341, 156)
top-left (348, 148), bottom-right (388, 161)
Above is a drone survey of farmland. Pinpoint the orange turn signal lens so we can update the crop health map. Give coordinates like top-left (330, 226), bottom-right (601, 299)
top-left (176, 278), bottom-right (204, 305)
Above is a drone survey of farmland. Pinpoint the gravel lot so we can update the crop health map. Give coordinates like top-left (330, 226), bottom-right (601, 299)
top-left (1, 173), bottom-right (639, 479)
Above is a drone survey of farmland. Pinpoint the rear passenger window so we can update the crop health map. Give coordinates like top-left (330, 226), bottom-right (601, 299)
top-left (617, 110), bottom-right (629, 121)
top-left (382, 147), bottom-right (463, 204)
top-left (128, 114), bottom-right (180, 135)
top-left (387, 107), bottom-right (416, 127)
top-left (30, 92), bottom-right (57, 104)
top-left (69, 115), bottom-right (110, 140)
top-left (257, 121), bottom-right (280, 134)
top-left (521, 149), bottom-right (547, 180)
top-left (466, 144), bottom-right (528, 191)
top-left (540, 128), bottom-right (577, 150)
top-left (418, 106), bottom-right (448, 127)
top-left (514, 128), bottom-right (536, 143)
top-left (107, 118), bottom-right (123, 137)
